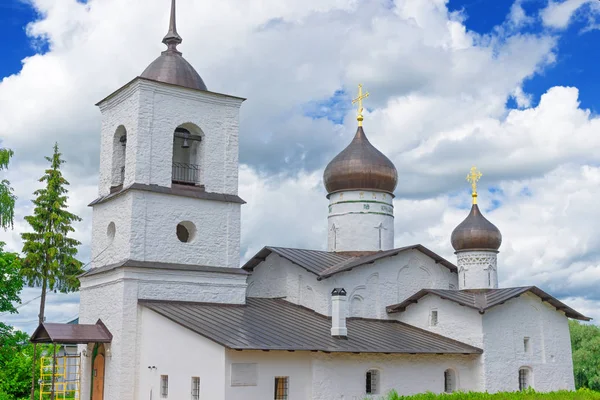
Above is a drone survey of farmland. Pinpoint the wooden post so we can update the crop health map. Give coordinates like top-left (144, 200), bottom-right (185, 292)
top-left (50, 343), bottom-right (57, 400)
top-left (30, 342), bottom-right (37, 400)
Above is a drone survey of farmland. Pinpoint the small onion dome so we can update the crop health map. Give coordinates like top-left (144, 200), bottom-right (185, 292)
top-left (141, 52), bottom-right (207, 91)
top-left (451, 204), bottom-right (502, 252)
top-left (324, 126), bottom-right (398, 194)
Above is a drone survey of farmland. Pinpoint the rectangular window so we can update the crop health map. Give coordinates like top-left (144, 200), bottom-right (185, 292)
top-left (524, 337), bottom-right (530, 353)
top-left (274, 377), bottom-right (289, 400)
top-left (430, 310), bottom-right (438, 326)
top-left (191, 377), bottom-right (200, 400)
top-left (519, 368), bottom-right (530, 391)
top-left (161, 375), bottom-right (169, 398)
top-left (366, 370), bottom-right (379, 394)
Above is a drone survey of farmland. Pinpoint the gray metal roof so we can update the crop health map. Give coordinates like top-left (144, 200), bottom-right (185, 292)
top-left (386, 287), bottom-right (591, 321)
top-left (141, 297), bottom-right (482, 354)
top-left (81, 259), bottom-right (248, 278)
top-left (242, 245), bottom-right (457, 278)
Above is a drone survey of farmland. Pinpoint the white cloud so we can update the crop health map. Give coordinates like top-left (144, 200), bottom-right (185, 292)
top-left (540, 0), bottom-right (593, 29)
top-left (1, 0), bottom-right (598, 331)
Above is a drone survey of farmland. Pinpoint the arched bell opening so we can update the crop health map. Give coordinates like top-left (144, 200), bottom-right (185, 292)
top-left (172, 123), bottom-right (204, 187)
top-left (111, 126), bottom-right (127, 190)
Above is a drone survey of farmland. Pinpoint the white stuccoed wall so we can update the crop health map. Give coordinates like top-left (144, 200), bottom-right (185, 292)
top-left (457, 250), bottom-right (499, 290)
top-left (138, 308), bottom-right (227, 400)
top-left (97, 78), bottom-right (243, 196)
top-left (311, 352), bottom-right (481, 398)
top-left (247, 249), bottom-right (458, 319)
top-left (91, 190), bottom-right (241, 268)
top-left (78, 267), bottom-right (246, 400)
top-left (481, 292), bottom-right (575, 392)
top-left (327, 190), bottom-right (394, 252)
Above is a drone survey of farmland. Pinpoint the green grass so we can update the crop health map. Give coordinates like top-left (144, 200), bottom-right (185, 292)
top-left (376, 388), bottom-right (600, 400)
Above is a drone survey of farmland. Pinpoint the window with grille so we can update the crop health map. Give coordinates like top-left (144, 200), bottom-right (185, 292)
top-left (160, 375), bottom-right (169, 398)
top-left (191, 377), bottom-right (200, 400)
top-left (366, 369), bottom-right (379, 395)
top-left (274, 376), bottom-right (289, 400)
top-left (444, 369), bottom-right (456, 393)
top-left (519, 368), bottom-right (531, 391)
top-left (430, 310), bottom-right (438, 326)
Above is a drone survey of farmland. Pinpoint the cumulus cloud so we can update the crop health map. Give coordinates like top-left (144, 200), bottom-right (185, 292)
top-left (1, 0), bottom-right (599, 331)
top-left (540, 0), bottom-right (597, 29)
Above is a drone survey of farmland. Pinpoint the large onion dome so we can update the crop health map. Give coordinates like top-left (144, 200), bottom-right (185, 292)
top-left (140, 0), bottom-right (207, 91)
top-left (451, 204), bottom-right (502, 252)
top-left (323, 126), bottom-right (398, 195)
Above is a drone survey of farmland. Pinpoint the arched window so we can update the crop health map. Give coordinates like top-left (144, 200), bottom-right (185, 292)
top-left (365, 369), bottom-right (380, 395)
top-left (111, 126), bottom-right (127, 188)
top-left (519, 367), bottom-right (532, 391)
top-left (444, 369), bottom-right (457, 393)
top-left (172, 123), bottom-right (204, 186)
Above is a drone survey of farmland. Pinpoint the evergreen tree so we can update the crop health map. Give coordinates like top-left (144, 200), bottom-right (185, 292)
top-left (0, 147), bottom-right (16, 230)
top-left (20, 143), bottom-right (84, 326)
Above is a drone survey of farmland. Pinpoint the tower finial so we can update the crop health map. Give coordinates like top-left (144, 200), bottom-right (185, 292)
top-left (162, 0), bottom-right (182, 53)
top-left (466, 166), bottom-right (482, 205)
top-left (352, 84), bottom-right (370, 127)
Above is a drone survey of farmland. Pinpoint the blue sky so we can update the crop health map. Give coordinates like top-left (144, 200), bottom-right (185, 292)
top-left (2, 0), bottom-right (600, 332)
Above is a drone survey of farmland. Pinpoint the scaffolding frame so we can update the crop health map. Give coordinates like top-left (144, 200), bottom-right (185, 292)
top-left (39, 348), bottom-right (81, 400)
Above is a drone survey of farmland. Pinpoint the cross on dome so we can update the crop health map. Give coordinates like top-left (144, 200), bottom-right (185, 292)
top-left (466, 166), bottom-right (482, 204)
top-left (352, 84), bottom-right (370, 126)
top-left (163, 0), bottom-right (183, 53)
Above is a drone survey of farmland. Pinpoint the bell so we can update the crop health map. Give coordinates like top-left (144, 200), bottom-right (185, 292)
top-left (120, 135), bottom-right (127, 147)
top-left (181, 138), bottom-right (190, 149)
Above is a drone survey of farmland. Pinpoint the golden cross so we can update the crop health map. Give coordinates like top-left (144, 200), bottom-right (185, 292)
top-left (466, 166), bottom-right (482, 204)
top-left (352, 84), bottom-right (370, 126)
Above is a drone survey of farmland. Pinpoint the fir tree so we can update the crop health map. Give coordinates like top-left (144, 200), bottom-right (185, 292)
top-left (21, 143), bottom-right (84, 325)
top-left (0, 147), bottom-right (16, 230)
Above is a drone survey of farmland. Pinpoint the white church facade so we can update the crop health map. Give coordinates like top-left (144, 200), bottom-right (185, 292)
top-left (41, 1), bottom-right (591, 399)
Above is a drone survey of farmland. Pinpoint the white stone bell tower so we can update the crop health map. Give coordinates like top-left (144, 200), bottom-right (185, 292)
top-left (451, 167), bottom-right (502, 290)
top-left (323, 85), bottom-right (398, 252)
top-left (78, 2), bottom-right (248, 399)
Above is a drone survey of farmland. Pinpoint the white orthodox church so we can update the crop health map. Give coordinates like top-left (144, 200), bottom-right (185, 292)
top-left (43, 2), bottom-right (590, 399)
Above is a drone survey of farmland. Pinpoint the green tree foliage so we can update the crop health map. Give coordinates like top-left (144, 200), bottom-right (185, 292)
top-left (0, 148), bottom-right (16, 230)
top-left (0, 242), bottom-right (22, 314)
top-left (20, 143), bottom-right (84, 326)
top-left (570, 320), bottom-right (600, 391)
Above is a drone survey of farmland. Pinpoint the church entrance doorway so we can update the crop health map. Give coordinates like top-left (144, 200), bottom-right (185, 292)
top-left (91, 343), bottom-right (105, 400)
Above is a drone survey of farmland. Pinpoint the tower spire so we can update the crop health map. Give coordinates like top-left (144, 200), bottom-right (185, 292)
top-left (466, 166), bottom-right (482, 205)
top-left (162, 0), bottom-right (182, 53)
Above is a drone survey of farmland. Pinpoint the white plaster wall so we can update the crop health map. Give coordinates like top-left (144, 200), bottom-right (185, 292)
top-left (311, 352), bottom-right (480, 399)
top-left (129, 190), bottom-right (241, 268)
top-left (482, 292), bottom-right (575, 393)
top-left (90, 189), bottom-right (241, 269)
top-left (247, 249), bottom-right (458, 319)
top-left (225, 350), bottom-right (313, 399)
top-left (139, 308), bottom-right (227, 400)
top-left (394, 294), bottom-right (484, 349)
top-left (328, 190), bottom-right (394, 252)
top-left (98, 79), bottom-right (243, 196)
top-left (457, 250), bottom-right (498, 290)
top-left (78, 266), bottom-right (246, 400)
top-left (90, 191), bottom-right (134, 268)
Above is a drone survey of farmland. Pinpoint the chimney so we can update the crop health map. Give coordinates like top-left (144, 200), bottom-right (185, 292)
top-left (331, 288), bottom-right (347, 337)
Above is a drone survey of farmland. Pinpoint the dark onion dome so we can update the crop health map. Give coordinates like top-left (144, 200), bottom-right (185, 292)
top-left (323, 126), bottom-right (398, 194)
top-left (451, 204), bottom-right (502, 252)
top-left (140, 0), bottom-right (207, 91)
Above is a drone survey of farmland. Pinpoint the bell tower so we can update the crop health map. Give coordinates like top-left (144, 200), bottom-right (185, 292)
top-left (89, 0), bottom-right (245, 270)
top-left (78, 2), bottom-right (248, 400)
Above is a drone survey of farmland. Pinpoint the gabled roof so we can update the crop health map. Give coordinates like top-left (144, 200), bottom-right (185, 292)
top-left (141, 298), bottom-right (482, 354)
top-left (386, 287), bottom-right (591, 321)
top-left (30, 319), bottom-right (112, 344)
top-left (80, 259), bottom-right (248, 278)
top-left (242, 245), bottom-right (457, 278)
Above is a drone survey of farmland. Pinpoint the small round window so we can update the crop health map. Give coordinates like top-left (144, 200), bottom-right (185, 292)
top-left (176, 221), bottom-right (196, 243)
top-left (107, 222), bottom-right (116, 242)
